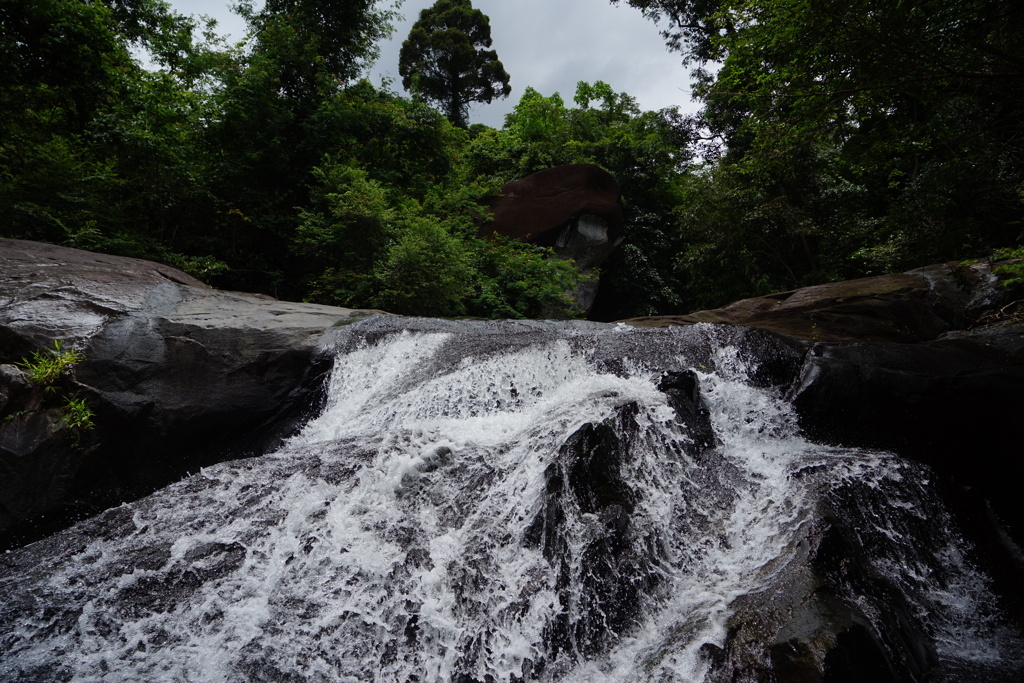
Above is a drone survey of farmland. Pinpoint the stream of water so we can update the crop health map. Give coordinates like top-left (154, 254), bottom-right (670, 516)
top-left (1, 317), bottom-right (1019, 681)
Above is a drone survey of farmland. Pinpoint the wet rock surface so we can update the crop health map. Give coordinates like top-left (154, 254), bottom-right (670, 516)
top-left (0, 314), bottom-right (1021, 681)
top-left (789, 322), bottom-right (1024, 620)
top-left (0, 238), bottom-right (378, 549)
top-left (620, 260), bottom-right (1006, 343)
top-left (656, 370), bottom-right (714, 457)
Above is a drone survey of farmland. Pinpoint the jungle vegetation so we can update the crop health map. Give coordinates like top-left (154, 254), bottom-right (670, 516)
top-left (2, 0), bottom-right (1021, 320)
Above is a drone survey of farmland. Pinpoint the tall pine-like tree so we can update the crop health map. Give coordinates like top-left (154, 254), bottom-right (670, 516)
top-left (399, 0), bottom-right (511, 128)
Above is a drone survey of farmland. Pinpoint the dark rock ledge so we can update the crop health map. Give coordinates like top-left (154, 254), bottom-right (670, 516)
top-left (0, 238), bottom-right (379, 549)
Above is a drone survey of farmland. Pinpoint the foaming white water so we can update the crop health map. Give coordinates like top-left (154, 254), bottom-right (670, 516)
top-left (558, 343), bottom-right (899, 683)
top-left (0, 320), bottom-right (1018, 681)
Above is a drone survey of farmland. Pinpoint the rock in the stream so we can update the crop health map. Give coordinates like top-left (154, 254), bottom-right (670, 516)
top-left (525, 403), bottom-right (660, 660)
top-left (0, 238), bottom-right (379, 549)
top-left (789, 323), bottom-right (1024, 616)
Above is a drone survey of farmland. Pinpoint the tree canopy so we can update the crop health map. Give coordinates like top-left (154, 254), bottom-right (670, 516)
top-left (615, 0), bottom-right (1024, 306)
top-left (2, 0), bottom-right (1020, 324)
top-left (398, 0), bottom-right (511, 128)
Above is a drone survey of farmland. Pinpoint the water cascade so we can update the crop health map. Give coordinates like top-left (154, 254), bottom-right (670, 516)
top-left (1, 317), bottom-right (1020, 681)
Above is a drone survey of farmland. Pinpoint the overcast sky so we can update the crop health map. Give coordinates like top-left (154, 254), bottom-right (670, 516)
top-left (164, 0), bottom-right (698, 128)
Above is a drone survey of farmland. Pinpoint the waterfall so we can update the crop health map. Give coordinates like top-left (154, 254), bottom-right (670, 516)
top-left (1, 317), bottom-right (1020, 681)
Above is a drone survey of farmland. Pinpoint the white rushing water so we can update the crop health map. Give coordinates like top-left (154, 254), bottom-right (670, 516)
top-left (0, 318), bottom-right (1019, 682)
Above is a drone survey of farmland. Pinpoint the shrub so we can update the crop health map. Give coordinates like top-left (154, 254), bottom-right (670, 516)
top-left (371, 216), bottom-right (475, 316)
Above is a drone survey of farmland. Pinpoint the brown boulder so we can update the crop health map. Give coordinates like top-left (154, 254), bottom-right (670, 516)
top-left (484, 164), bottom-right (625, 252)
top-left (484, 164), bottom-right (626, 312)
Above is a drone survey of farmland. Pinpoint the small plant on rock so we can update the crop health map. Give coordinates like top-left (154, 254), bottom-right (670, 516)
top-left (62, 393), bottom-right (95, 437)
top-left (18, 339), bottom-right (85, 390)
top-left (991, 246), bottom-right (1024, 292)
top-left (12, 339), bottom-right (95, 442)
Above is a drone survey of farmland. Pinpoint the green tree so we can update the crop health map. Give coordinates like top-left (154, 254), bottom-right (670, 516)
top-left (399, 0), bottom-right (511, 128)
top-left (0, 0), bottom-right (223, 267)
top-left (293, 159), bottom-right (397, 307)
top-left (372, 216), bottom-right (475, 316)
top-left (619, 0), bottom-right (1024, 306)
top-left (469, 236), bottom-right (589, 319)
top-left (235, 0), bottom-right (397, 98)
top-left (200, 0), bottom-right (400, 295)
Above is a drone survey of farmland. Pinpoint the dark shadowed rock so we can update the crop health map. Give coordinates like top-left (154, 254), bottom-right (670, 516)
top-left (656, 370), bottom-right (714, 457)
top-left (0, 238), bottom-right (380, 549)
top-left (484, 164), bottom-right (626, 312)
top-left (707, 501), bottom-right (938, 683)
top-left (524, 403), bottom-right (661, 660)
top-left (620, 260), bottom-right (1004, 343)
top-left (788, 323), bottom-right (1024, 615)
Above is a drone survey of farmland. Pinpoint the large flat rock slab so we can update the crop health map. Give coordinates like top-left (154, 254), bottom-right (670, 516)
top-left (0, 239), bottom-right (380, 547)
top-left (619, 261), bottom-right (1004, 343)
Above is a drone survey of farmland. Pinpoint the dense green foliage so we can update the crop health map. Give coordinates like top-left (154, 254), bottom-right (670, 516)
top-left (2, 0), bottom-right (1020, 321)
top-left (399, 0), bottom-right (511, 128)
top-left (617, 0), bottom-right (1024, 307)
top-left (0, 0), bottom-right (215, 257)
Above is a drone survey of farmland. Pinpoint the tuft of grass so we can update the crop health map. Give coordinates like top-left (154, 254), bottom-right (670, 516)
top-left (991, 246), bottom-right (1024, 291)
top-left (62, 393), bottom-right (95, 433)
top-left (12, 339), bottom-right (95, 443)
top-left (17, 339), bottom-right (85, 390)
